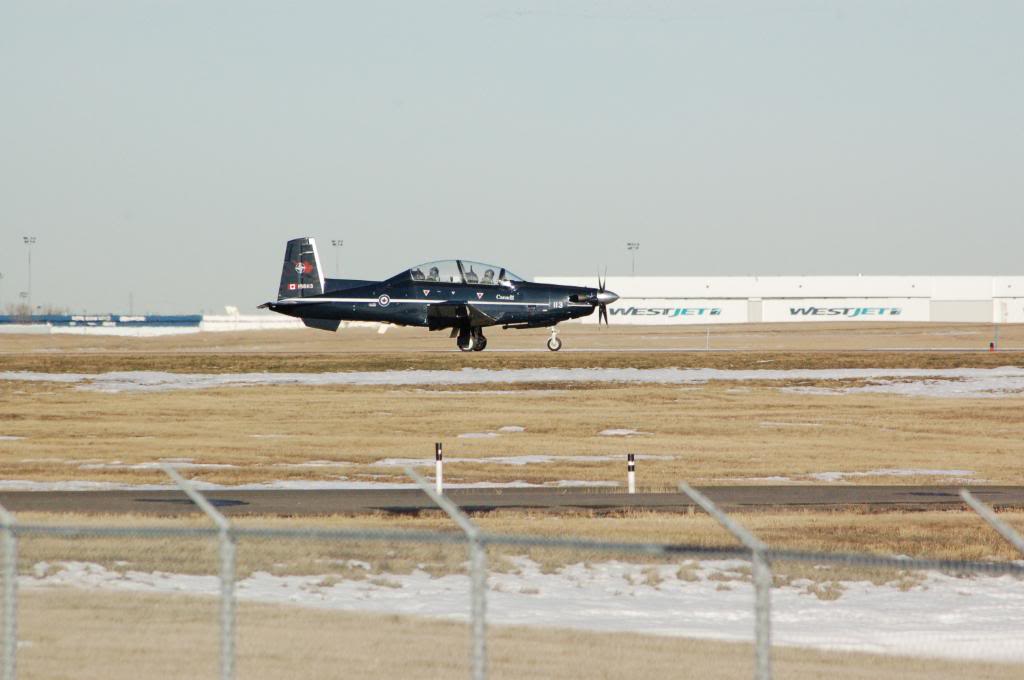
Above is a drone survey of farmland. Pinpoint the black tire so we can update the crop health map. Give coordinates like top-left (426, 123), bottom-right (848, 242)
top-left (547, 337), bottom-right (562, 352)
top-left (473, 336), bottom-right (487, 352)
top-left (457, 334), bottom-right (475, 352)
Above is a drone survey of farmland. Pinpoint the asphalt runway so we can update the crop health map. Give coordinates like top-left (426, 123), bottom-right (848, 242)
top-left (2, 485), bottom-right (1023, 516)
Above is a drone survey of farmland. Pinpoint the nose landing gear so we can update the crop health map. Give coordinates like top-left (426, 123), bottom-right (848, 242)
top-left (546, 327), bottom-right (562, 352)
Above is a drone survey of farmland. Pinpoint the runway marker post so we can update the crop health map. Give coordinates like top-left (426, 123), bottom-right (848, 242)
top-left (627, 453), bottom-right (636, 494)
top-left (435, 442), bottom-right (443, 494)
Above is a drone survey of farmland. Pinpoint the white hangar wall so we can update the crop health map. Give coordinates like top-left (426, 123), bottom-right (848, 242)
top-left (534, 276), bottom-right (1024, 325)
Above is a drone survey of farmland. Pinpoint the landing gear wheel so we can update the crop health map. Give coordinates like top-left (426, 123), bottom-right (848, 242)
top-left (472, 336), bottom-right (487, 352)
top-left (457, 334), bottom-right (475, 352)
top-left (547, 337), bottom-right (562, 352)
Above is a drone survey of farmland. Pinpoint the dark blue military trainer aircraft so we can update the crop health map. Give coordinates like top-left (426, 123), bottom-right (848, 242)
top-left (260, 237), bottom-right (618, 351)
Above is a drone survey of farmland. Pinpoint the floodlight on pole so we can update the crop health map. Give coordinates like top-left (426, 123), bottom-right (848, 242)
top-left (330, 239), bottom-right (343, 277)
top-left (23, 237), bottom-right (36, 319)
top-left (627, 242), bottom-right (640, 276)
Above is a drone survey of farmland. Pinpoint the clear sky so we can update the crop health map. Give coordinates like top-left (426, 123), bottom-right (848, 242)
top-left (1, 1), bottom-right (1021, 314)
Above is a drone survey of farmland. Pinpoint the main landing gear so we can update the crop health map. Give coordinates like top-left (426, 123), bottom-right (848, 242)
top-left (546, 327), bottom-right (562, 352)
top-left (456, 327), bottom-right (487, 352)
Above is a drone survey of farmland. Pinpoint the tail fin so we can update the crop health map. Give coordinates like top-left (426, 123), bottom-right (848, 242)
top-left (278, 237), bottom-right (325, 299)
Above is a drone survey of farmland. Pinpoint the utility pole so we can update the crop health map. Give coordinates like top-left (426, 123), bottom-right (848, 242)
top-left (627, 242), bottom-right (639, 276)
top-left (331, 239), bottom-right (343, 277)
top-left (23, 236), bottom-right (36, 318)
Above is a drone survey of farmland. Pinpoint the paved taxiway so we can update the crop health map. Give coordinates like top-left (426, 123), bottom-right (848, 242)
top-left (2, 486), bottom-right (1022, 516)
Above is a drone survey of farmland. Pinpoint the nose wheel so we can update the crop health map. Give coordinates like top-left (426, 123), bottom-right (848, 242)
top-left (546, 328), bottom-right (562, 352)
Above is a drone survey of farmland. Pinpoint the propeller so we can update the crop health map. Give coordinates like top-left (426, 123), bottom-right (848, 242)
top-left (568, 271), bottom-right (618, 325)
top-left (596, 268), bottom-right (615, 327)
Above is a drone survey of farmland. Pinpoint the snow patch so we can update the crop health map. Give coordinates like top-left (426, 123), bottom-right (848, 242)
top-left (23, 559), bottom-right (1024, 662)
top-left (373, 454), bottom-right (673, 468)
top-left (809, 469), bottom-right (975, 482)
top-left (599, 429), bottom-right (651, 437)
top-left (0, 479), bottom-right (621, 492)
top-left (458, 432), bottom-right (500, 439)
top-left (5, 366), bottom-right (1024, 398)
top-left (0, 435), bottom-right (24, 441)
top-left (77, 461), bottom-right (237, 471)
top-left (759, 421), bottom-right (823, 428)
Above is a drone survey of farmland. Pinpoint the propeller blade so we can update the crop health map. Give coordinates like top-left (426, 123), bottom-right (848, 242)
top-left (599, 304), bottom-right (609, 327)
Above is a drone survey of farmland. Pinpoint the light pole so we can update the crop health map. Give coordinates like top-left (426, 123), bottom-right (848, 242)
top-left (627, 242), bottom-right (639, 276)
top-left (23, 236), bottom-right (36, 318)
top-left (331, 239), bottom-right (343, 277)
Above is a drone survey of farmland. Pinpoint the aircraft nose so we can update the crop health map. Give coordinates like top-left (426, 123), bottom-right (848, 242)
top-left (596, 290), bottom-right (619, 305)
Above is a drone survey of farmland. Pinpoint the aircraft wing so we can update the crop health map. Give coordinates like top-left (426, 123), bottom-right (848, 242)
top-left (427, 302), bottom-right (496, 329)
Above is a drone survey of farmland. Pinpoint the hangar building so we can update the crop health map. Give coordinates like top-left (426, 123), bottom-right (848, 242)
top-left (535, 276), bottom-right (1024, 325)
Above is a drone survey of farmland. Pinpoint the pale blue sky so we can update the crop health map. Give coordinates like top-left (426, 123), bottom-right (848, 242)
top-left (1, 1), bottom-right (1021, 313)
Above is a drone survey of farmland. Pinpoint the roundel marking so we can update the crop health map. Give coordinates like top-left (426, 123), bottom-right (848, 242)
top-left (378, 294), bottom-right (391, 307)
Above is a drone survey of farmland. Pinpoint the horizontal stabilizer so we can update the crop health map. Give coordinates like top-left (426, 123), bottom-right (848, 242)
top-left (301, 317), bottom-right (341, 332)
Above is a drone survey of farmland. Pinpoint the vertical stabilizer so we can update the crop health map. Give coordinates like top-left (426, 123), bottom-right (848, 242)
top-left (278, 237), bottom-right (325, 299)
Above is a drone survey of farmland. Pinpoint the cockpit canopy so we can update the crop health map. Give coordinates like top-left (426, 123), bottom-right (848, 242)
top-left (404, 260), bottom-right (526, 286)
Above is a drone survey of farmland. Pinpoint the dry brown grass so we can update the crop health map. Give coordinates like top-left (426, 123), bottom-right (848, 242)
top-left (11, 508), bottom-right (1024, 577)
top-left (2, 376), bottom-right (1022, 486)
top-left (15, 588), bottom-right (1022, 680)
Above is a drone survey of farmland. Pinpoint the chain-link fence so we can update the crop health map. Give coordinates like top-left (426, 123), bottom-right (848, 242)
top-left (1, 470), bottom-right (1023, 680)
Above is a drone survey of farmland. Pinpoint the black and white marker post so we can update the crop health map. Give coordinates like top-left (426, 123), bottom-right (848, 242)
top-left (627, 453), bottom-right (636, 494)
top-left (435, 442), bottom-right (443, 494)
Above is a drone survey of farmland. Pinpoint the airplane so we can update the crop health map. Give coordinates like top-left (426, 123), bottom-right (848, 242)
top-left (259, 237), bottom-right (619, 351)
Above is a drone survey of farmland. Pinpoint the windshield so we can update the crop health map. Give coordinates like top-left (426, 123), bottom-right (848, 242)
top-left (405, 260), bottom-right (526, 285)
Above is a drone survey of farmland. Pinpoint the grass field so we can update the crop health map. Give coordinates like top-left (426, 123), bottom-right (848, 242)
top-left (4, 327), bottom-right (1023, 678)
top-left (2, 325), bottom-right (1023, 541)
top-left (12, 508), bottom-right (1024, 571)
top-left (2, 377), bottom-right (1022, 487)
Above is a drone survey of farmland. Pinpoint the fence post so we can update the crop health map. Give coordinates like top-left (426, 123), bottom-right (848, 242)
top-left (960, 489), bottom-right (1024, 556)
top-left (436, 442), bottom-right (444, 494)
top-left (627, 454), bottom-right (636, 494)
top-left (162, 465), bottom-right (236, 680)
top-left (0, 503), bottom-right (17, 680)
top-left (679, 482), bottom-right (771, 680)
top-left (405, 467), bottom-right (487, 680)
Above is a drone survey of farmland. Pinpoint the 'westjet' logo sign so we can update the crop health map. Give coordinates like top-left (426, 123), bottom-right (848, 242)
top-left (611, 307), bottom-right (722, 317)
top-left (789, 307), bottom-right (902, 318)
